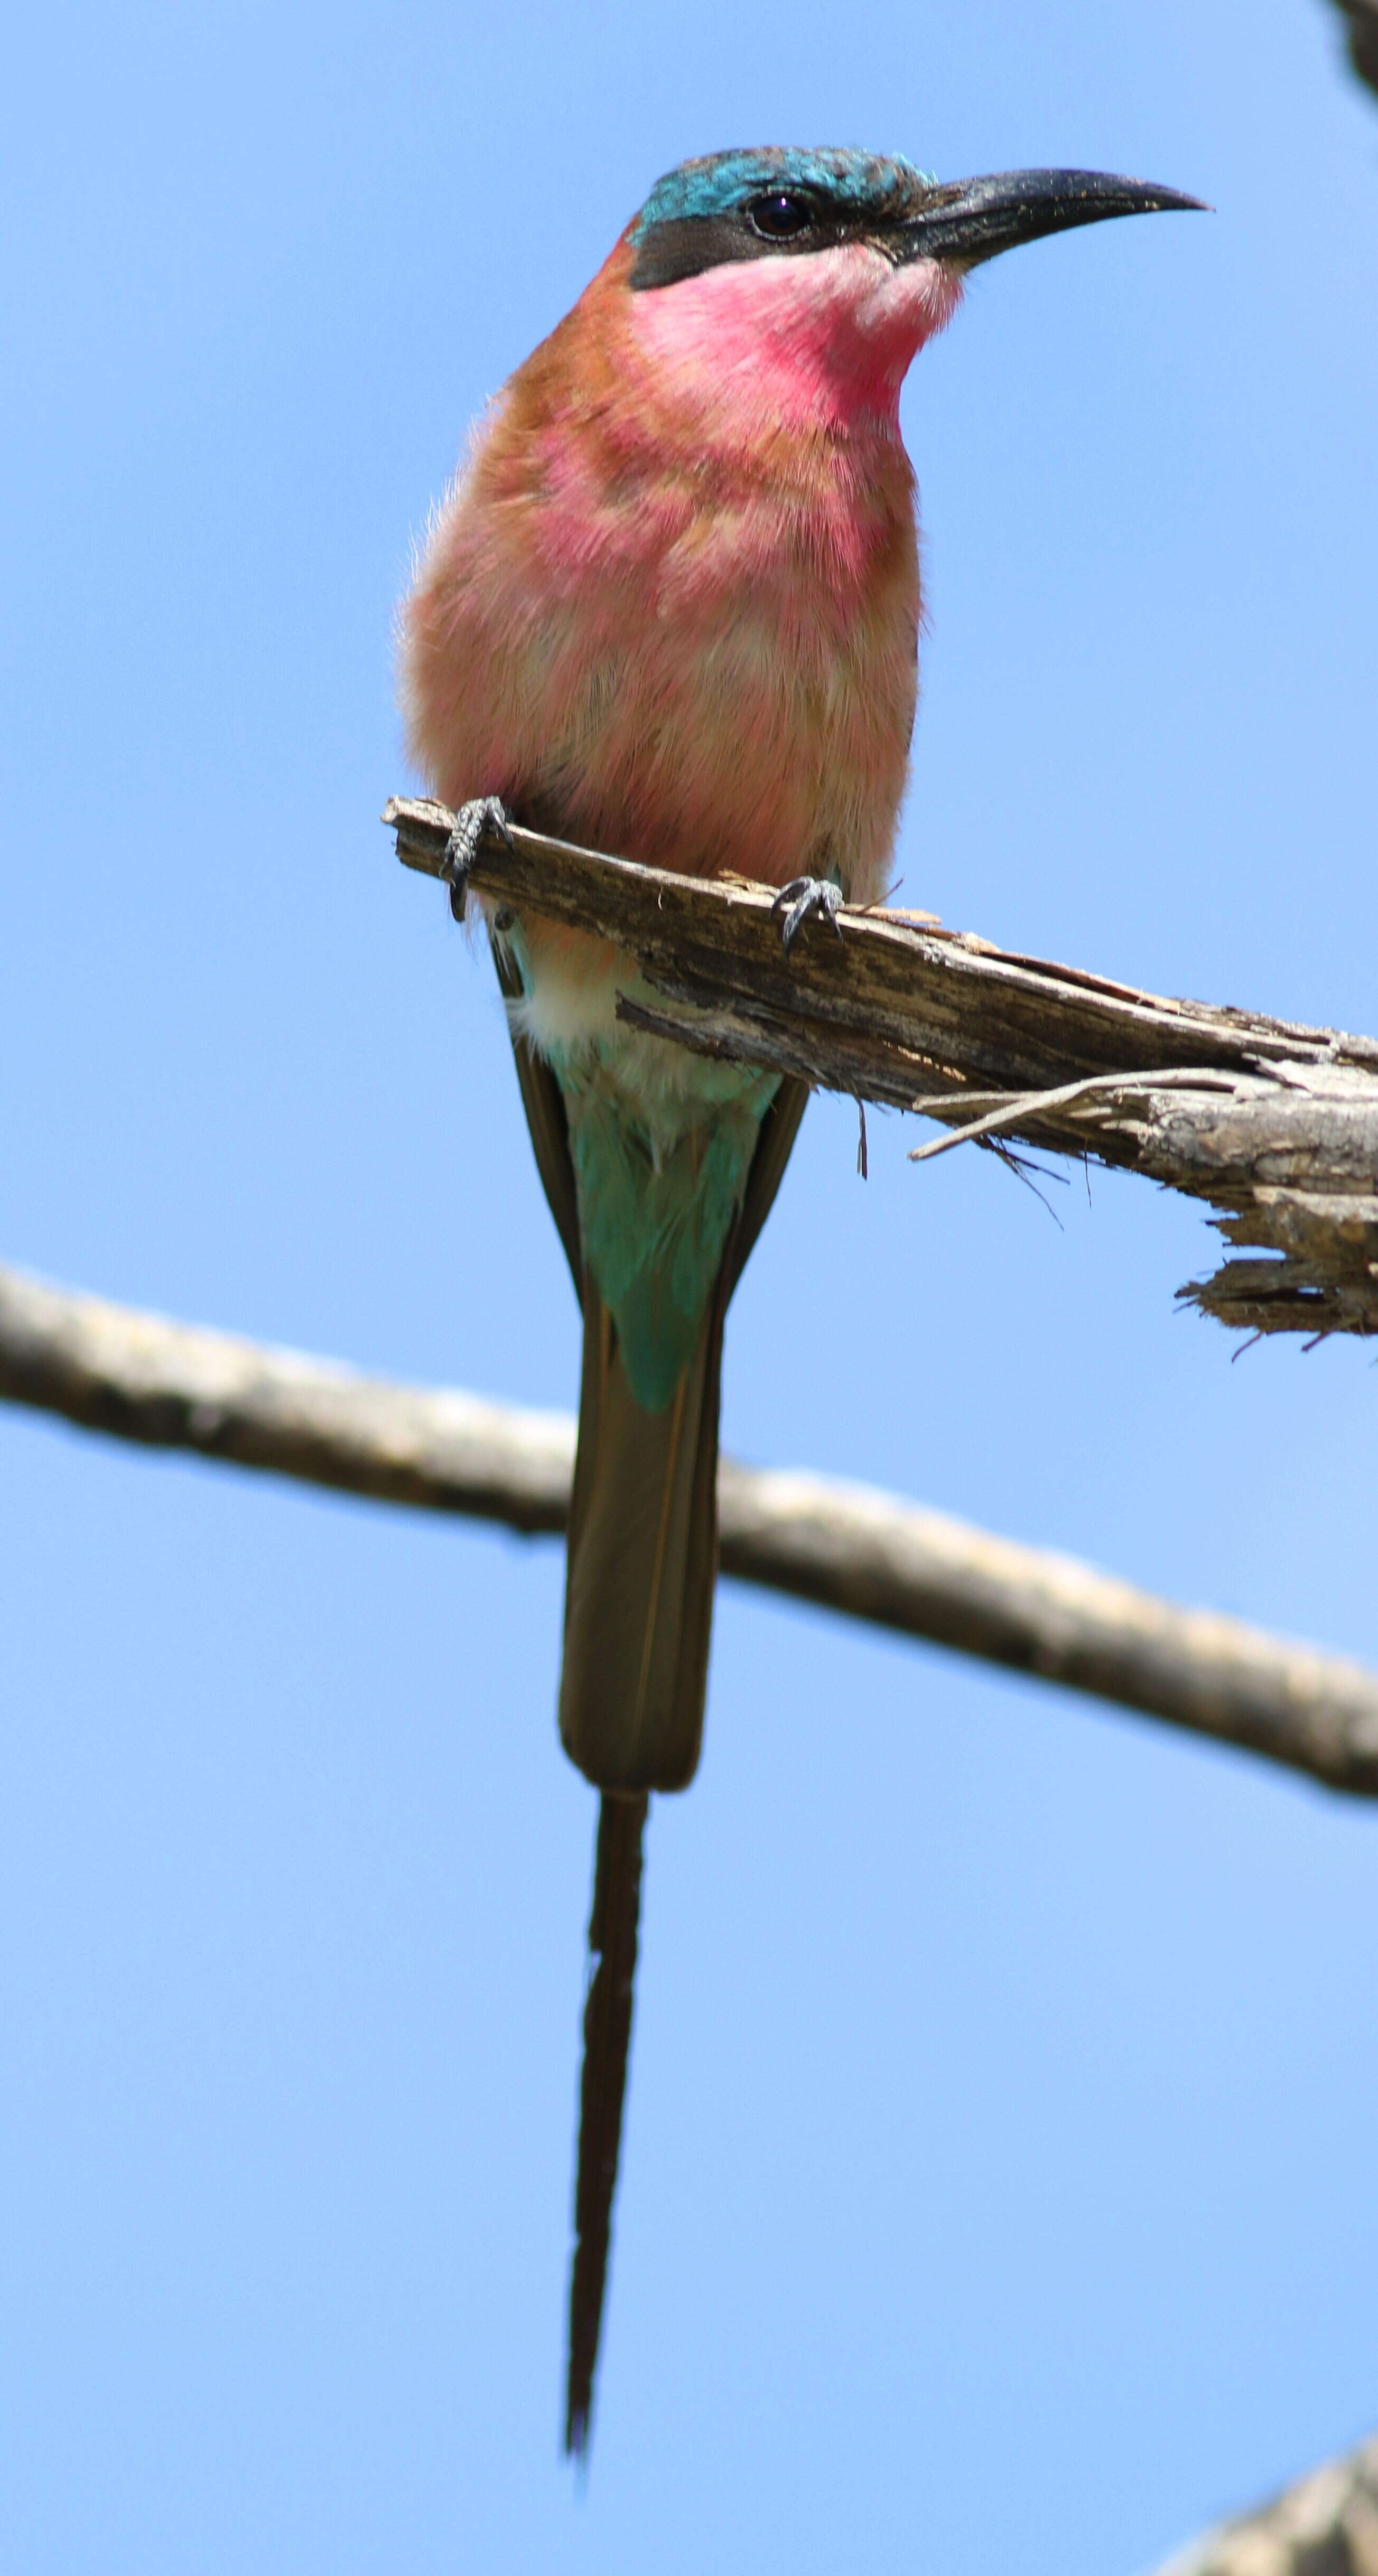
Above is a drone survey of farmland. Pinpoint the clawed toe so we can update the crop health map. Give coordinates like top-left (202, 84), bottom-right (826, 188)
top-left (440, 796), bottom-right (515, 921)
top-left (772, 875), bottom-right (844, 951)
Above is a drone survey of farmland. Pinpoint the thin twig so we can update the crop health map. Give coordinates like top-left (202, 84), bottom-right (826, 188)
top-left (907, 1066), bottom-right (1237, 1161)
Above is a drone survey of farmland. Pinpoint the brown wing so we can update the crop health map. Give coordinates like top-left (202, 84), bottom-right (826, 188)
top-left (490, 932), bottom-right (583, 1292)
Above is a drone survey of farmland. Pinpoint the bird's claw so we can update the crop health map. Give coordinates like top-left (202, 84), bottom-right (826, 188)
top-left (772, 875), bottom-right (844, 950)
top-left (440, 796), bottom-right (514, 922)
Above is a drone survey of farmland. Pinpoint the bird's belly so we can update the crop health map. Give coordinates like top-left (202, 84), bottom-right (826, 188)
top-left (502, 916), bottom-right (751, 1106)
top-left (502, 601), bottom-right (911, 1065)
top-left (532, 597), bottom-right (911, 883)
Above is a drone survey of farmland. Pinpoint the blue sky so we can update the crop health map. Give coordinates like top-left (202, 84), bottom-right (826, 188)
top-left (2, 1), bottom-right (1376, 2568)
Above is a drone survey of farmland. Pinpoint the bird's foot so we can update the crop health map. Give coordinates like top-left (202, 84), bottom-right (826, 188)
top-left (439, 796), bottom-right (514, 922)
top-left (772, 875), bottom-right (844, 951)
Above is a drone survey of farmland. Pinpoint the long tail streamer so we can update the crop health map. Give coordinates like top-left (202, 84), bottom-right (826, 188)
top-left (565, 1791), bottom-right (649, 2459)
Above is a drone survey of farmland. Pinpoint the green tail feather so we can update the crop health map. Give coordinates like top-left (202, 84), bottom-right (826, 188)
top-left (558, 1065), bottom-right (775, 1412)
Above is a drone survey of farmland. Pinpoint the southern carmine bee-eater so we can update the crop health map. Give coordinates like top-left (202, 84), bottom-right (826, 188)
top-left (400, 146), bottom-right (1200, 2457)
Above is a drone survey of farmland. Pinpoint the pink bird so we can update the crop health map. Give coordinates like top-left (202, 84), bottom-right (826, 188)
top-left (401, 146), bottom-right (1200, 2457)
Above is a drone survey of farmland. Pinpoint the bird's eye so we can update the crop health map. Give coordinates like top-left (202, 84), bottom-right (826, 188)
top-left (747, 190), bottom-right (815, 240)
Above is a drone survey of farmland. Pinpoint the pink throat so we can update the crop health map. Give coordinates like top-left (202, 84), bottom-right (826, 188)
top-left (629, 242), bottom-right (963, 436)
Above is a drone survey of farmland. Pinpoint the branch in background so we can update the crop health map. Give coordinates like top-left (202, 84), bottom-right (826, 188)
top-left (1153, 2428), bottom-right (1378, 2574)
top-left (1330, 0), bottom-right (1378, 95)
top-left (386, 800), bottom-right (1378, 1343)
top-left (4, 1259), bottom-right (1377, 1798)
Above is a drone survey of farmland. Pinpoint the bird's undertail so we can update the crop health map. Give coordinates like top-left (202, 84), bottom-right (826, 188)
top-left (565, 1789), bottom-right (647, 2461)
top-left (559, 1276), bottom-right (724, 1796)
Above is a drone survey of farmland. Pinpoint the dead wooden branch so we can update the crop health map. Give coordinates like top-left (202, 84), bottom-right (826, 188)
top-left (1330, 0), bottom-right (1378, 95)
top-left (4, 1258), bottom-right (1377, 1797)
top-left (386, 799), bottom-right (1378, 1343)
top-left (1152, 2428), bottom-right (1378, 2575)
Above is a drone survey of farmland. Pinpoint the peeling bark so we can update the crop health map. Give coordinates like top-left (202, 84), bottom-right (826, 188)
top-left (388, 799), bottom-right (1378, 1341)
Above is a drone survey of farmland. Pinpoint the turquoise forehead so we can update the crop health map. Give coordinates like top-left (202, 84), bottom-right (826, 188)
top-left (630, 147), bottom-right (927, 238)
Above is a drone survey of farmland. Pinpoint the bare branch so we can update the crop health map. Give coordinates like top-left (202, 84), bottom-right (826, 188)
top-left (1329, 0), bottom-right (1378, 96)
top-left (4, 1258), bottom-right (1377, 1797)
top-left (1152, 2428), bottom-right (1378, 2574)
top-left (387, 800), bottom-right (1378, 1342)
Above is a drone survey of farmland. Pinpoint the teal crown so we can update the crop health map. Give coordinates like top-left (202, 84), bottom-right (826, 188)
top-left (631, 147), bottom-right (928, 240)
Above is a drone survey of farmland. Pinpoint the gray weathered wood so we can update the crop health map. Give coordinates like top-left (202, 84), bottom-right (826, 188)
top-left (1153, 2428), bottom-right (1378, 2575)
top-left (4, 1258), bottom-right (1377, 1796)
top-left (386, 797), bottom-right (1378, 1341)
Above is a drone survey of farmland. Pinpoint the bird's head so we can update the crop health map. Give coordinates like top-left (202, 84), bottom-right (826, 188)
top-left (621, 146), bottom-right (1202, 433)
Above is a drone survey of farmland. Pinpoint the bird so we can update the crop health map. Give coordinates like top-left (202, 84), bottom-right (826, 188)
top-left (399, 145), bottom-right (1200, 2459)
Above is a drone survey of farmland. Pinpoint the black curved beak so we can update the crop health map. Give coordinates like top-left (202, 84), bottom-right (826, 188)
top-left (897, 167), bottom-right (1208, 267)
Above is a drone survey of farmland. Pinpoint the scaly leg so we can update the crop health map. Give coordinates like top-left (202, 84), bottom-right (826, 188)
top-left (771, 875), bottom-right (844, 950)
top-left (438, 795), bottom-right (514, 923)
